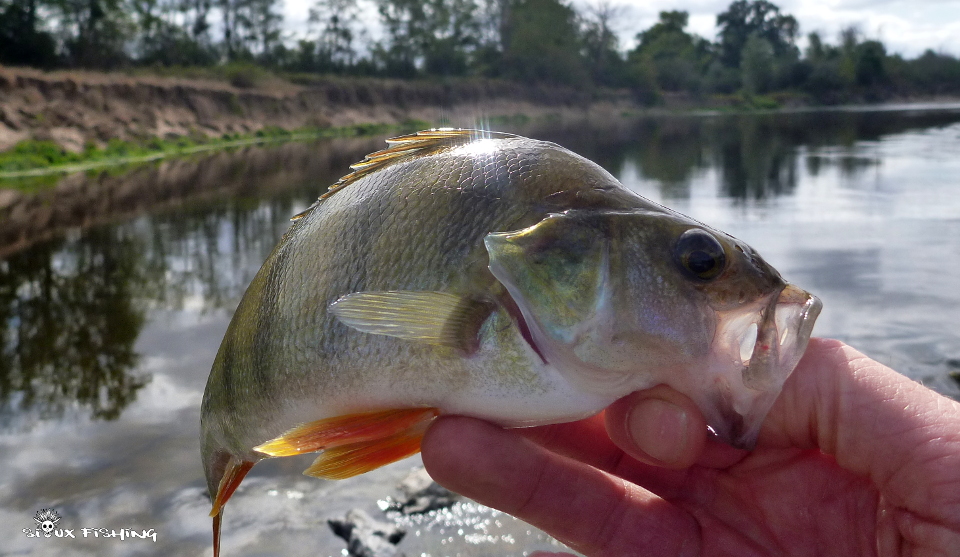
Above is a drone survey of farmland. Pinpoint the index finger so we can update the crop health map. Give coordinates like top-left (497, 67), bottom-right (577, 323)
top-left (422, 415), bottom-right (701, 557)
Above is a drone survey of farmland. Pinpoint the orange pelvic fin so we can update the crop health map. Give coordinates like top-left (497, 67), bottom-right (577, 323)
top-left (304, 426), bottom-right (428, 480)
top-left (209, 457), bottom-right (254, 557)
top-left (253, 407), bottom-right (439, 457)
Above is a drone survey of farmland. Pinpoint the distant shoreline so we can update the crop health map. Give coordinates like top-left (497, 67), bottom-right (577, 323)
top-left (2, 65), bottom-right (959, 182)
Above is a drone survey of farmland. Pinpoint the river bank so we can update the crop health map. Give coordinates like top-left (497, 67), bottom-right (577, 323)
top-left (4, 65), bottom-right (960, 180)
top-left (0, 65), bottom-right (632, 154)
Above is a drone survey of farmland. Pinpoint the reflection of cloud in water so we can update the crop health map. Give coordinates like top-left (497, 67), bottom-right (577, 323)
top-left (790, 248), bottom-right (882, 295)
top-left (4, 112), bottom-right (960, 555)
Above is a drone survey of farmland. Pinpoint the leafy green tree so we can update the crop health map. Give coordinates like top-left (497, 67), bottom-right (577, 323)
top-left (131, 0), bottom-right (216, 65)
top-left (375, 0), bottom-right (481, 77)
top-left (805, 30), bottom-right (826, 61)
top-left (906, 50), bottom-right (960, 94)
top-left (740, 33), bottom-right (773, 94)
top-left (500, 0), bottom-right (586, 84)
top-left (0, 0), bottom-right (58, 67)
top-left (217, 0), bottom-right (283, 61)
top-left (580, 1), bottom-right (628, 87)
top-left (854, 39), bottom-right (887, 87)
top-left (309, 0), bottom-right (361, 70)
top-left (716, 0), bottom-right (797, 68)
top-left (246, 0), bottom-right (283, 58)
top-left (53, 0), bottom-right (134, 67)
top-left (629, 10), bottom-right (710, 93)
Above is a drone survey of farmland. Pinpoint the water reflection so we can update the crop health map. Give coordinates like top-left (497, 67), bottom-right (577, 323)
top-left (0, 136), bottom-right (386, 430)
top-left (0, 229), bottom-right (149, 427)
top-left (1, 107), bottom-right (960, 556)
top-left (523, 106), bottom-right (960, 201)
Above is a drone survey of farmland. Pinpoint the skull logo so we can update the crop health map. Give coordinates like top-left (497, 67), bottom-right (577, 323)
top-left (34, 508), bottom-right (61, 537)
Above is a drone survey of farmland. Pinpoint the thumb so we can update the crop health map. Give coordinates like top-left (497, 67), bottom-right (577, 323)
top-left (760, 337), bottom-right (960, 520)
top-left (603, 384), bottom-right (707, 469)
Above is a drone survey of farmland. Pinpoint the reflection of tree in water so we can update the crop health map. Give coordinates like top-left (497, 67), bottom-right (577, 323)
top-left (596, 108), bottom-right (960, 201)
top-left (0, 139), bottom-right (383, 428)
top-left (627, 118), bottom-right (707, 199)
top-left (0, 228), bottom-right (151, 426)
top-left (712, 116), bottom-right (798, 199)
top-left (143, 201), bottom-right (305, 311)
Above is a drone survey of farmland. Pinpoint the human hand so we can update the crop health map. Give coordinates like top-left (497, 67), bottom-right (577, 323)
top-left (421, 338), bottom-right (960, 556)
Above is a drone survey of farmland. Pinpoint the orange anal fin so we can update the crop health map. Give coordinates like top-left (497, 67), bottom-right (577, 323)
top-left (304, 427), bottom-right (427, 480)
top-left (253, 407), bottom-right (439, 457)
top-left (209, 457), bottom-right (254, 518)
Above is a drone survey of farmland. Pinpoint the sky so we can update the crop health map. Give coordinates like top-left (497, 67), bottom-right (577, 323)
top-left (281, 0), bottom-right (960, 59)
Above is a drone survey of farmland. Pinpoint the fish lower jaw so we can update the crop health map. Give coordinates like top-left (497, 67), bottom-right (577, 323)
top-left (703, 284), bottom-right (822, 448)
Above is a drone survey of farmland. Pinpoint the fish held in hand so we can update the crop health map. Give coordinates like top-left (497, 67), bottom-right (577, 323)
top-left (200, 129), bottom-right (821, 554)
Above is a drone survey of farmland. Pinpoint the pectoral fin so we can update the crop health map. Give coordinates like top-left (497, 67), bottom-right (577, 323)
top-left (329, 291), bottom-right (493, 352)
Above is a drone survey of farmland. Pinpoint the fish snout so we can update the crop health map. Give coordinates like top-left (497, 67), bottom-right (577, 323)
top-left (702, 283), bottom-right (822, 449)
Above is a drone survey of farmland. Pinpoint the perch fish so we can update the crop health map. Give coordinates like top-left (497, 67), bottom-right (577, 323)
top-left (201, 129), bottom-right (821, 555)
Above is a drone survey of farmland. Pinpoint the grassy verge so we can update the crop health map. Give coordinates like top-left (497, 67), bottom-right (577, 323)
top-left (0, 120), bottom-right (431, 189)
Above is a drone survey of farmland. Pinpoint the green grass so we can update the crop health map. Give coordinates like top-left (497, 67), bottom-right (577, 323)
top-left (0, 119), bottom-right (433, 185)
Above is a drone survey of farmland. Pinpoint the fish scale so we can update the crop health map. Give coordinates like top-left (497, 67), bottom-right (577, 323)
top-left (201, 129), bottom-right (821, 556)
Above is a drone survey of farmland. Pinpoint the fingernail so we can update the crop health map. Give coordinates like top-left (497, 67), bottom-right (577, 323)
top-left (627, 398), bottom-right (689, 465)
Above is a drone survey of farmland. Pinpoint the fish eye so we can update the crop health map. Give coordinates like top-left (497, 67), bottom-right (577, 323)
top-left (673, 228), bottom-right (726, 281)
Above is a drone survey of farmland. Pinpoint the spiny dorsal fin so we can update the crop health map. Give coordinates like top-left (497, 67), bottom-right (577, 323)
top-left (292, 128), bottom-right (518, 220)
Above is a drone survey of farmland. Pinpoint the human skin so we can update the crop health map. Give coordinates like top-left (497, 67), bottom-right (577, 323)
top-left (421, 338), bottom-right (960, 556)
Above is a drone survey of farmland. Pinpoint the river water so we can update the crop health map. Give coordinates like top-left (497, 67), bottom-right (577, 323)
top-left (2, 105), bottom-right (960, 556)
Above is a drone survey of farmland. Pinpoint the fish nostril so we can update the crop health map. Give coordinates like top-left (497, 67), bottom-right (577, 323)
top-left (740, 322), bottom-right (758, 364)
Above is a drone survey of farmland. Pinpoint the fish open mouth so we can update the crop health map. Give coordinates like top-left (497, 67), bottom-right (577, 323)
top-left (709, 284), bottom-right (822, 448)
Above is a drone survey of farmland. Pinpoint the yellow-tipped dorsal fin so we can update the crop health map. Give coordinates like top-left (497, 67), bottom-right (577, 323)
top-left (292, 128), bottom-right (518, 220)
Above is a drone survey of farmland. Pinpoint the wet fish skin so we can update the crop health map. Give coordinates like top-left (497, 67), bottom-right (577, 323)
top-left (201, 129), bottom-right (820, 555)
top-left (202, 131), bottom-right (652, 477)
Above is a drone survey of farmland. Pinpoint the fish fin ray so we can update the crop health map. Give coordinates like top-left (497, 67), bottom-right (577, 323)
top-left (254, 407), bottom-right (439, 457)
top-left (209, 457), bottom-right (254, 518)
top-left (304, 427), bottom-right (427, 480)
top-left (209, 457), bottom-right (254, 557)
top-left (292, 129), bottom-right (517, 216)
top-left (330, 291), bottom-right (494, 351)
top-left (213, 513), bottom-right (222, 557)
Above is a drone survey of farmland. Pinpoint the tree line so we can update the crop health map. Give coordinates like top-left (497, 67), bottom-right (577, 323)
top-left (1, 0), bottom-right (959, 103)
